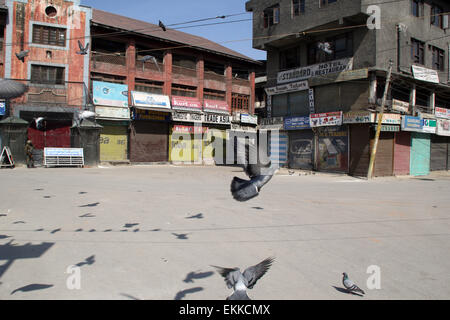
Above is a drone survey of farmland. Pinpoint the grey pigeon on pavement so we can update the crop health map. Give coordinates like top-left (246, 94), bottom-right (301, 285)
top-left (231, 141), bottom-right (276, 202)
top-left (342, 272), bottom-right (365, 295)
top-left (212, 257), bottom-right (274, 300)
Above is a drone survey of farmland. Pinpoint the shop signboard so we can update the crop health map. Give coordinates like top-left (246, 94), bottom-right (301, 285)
top-left (95, 106), bottom-right (130, 120)
top-left (172, 125), bottom-right (208, 134)
top-left (392, 99), bottom-right (410, 113)
top-left (401, 116), bottom-right (423, 132)
top-left (284, 116), bottom-right (310, 130)
top-left (240, 113), bottom-right (258, 125)
top-left (435, 107), bottom-right (450, 119)
top-left (265, 81), bottom-right (309, 95)
top-left (172, 111), bottom-right (204, 123)
top-left (436, 119), bottom-right (450, 136)
top-left (308, 89), bottom-right (315, 114)
top-left (172, 96), bottom-right (203, 112)
top-left (204, 113), bottom-right (231, 125)
top-left (343, 111), bottom-right (374, 124)
top-left (133, 109), bottom-right (171, 122)
top-left (93, 81), bottom-right (128, 107)
top-left (375, 113), bottom-right (402, 125)
top-left (310, 111), bottom-right (343, 127)
top-left (277, 58), bottom-right (353, 84)
top-left (204, 100), bottom-right (230, 114)
top-left (412, 65), bottom-right (439, 84)
top-left (259, 117), bottom-right (284, 130)
top-left (421, 119), bottom-right (437, 134)
top-left (131, 92), bottom-right (171, 111)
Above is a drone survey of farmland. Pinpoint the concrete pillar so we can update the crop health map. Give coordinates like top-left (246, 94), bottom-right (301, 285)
top-left (126, 40), bottom-right (136, 106)
top-left (250, 71), bottom-right (256, 115)
top-left (429, 91), bottom-right (435, 115)
top-left (196, 56), bottom-right (204, 103)
top-left (369, 72), bottom-right (377, 104)
top-left (225, 64), bottom-right (232, 110)
top-left (410, 83), bottom-right (416, 116)
top-left (163, 51), bottom-right (173, 96)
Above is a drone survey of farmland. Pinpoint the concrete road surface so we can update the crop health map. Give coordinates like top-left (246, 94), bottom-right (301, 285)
top-left (1, 165), bottom-right (450, 300)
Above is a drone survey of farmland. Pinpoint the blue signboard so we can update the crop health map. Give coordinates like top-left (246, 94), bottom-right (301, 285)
top-left (93, 81), bottom-right (129, 107)
top-left (0, 101), bottom-right (5, 116)
top-left (401, 116), bottom-right (423, 132)
top-left (284, 116), bottom-right (311, 130)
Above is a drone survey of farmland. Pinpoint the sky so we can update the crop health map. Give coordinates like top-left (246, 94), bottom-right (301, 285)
top-left (80, 0), bottom-right (266, 61)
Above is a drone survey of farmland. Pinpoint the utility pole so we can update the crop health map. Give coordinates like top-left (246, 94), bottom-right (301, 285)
top-left (367, 60), bottom-right (393, 179)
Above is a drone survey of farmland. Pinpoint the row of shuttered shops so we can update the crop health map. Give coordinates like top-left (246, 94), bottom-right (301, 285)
top-left (262, 111), bottom-right (450, 177)
top-left (91, 81), bottom-right (258, 164)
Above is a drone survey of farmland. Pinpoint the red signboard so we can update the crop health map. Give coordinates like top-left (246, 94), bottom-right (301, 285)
top-left (172, 125), bottom-right (208, 134)
top-left (203, 99), bottom-right (230, 113)
top-left (172, 96), bottom-right (203, 111)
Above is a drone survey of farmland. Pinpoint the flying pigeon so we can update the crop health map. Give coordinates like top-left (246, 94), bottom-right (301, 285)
top-left (79, 110), bottom-right (96, 120)
top-left (212, 257), bottom-right (274, 300)
top-left (342, 272), bottom-right (365, 295)
top-left (159, 20), bottom-right (167, 31)
top-left (35, 117), bottom-right (45, 130)
top-left (317, 42), bottom-right (333, 55)
top-left (15, 50), bottom-right (29, 62)
top-left (140, 55), bottom-right (161, 72)
top-left (77, 40), bottom-right (90, 55)
top-left (230, 141), bottom-right (277, 202)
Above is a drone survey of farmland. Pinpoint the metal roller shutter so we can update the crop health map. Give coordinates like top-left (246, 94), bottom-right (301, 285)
top-left (100, 125), bottom-right (128, 162)
top-left (394, 131), bottom-right (411, 176)
top-left (372, 132), bottom-right (394, 177)
top-left (130, 122), bottom-right (168, 163)
top-left (410, 132), bottom-right (431, 176)
top-left (288, 130), bottom-right (313, 170)
top-left (349, 124), bottom-right (370, 177)
top-left (431, 135), bottom-right (448, 171)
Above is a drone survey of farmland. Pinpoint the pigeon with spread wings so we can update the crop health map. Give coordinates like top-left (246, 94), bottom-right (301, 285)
top-left (230, 141), bottom-right (277, 202)
top-left (212, 257), bottom-right (275, 300)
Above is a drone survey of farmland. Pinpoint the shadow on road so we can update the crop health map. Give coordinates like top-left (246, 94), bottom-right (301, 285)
top-left (332, 286), bottom-right (364, 297)
top-left (174, 287), bottom-right (204, 300)
top-left (11, 284), bottom-right (54, 295)
top-left (183, 271), bottom-right (214, 283)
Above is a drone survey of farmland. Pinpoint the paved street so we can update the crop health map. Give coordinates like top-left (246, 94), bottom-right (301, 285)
top-left (1, 165), bottom-right (450, 300)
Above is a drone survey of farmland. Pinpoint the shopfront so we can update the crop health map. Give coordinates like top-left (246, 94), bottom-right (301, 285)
top-left (130, 91), bottom-right (171, 163)
top-left (431, 108), bottom-right (450, 171)
top-left (402, 116), bottom-right (431, 177)
top-left (93, 81), bottom-right (130, 162)
top-left (259, 117), bottom-right (287, 168)
top-left (284, 116), bottom-right (312, 170)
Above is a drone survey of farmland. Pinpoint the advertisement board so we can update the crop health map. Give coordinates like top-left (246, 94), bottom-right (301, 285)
top-left (93, 81), bottom-right (128, 107)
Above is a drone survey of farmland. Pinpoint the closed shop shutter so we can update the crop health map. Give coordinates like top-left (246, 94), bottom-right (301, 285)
top-left (394, 131), bottom-right (411, 176)
top-left (288, 130), bottom-right (313, 170)
top-left (317, 126), bottom-right (349, 173)
top-left (203, 128), bottom-right (227, 165)
top-left (410, 132), bottom-right (431, 176)
top-left (371, 131), bottom-right (394, 177)
top-left (28, 122), bottom-right (71, 150)
top-left (431, 135), bottom-right (448, 171)
top-left (349, 124), bottom-right (370, 176)
top-left (130, 122), bottom-right (168, 163)
top-left (100, 125), bottom-right (128, 162)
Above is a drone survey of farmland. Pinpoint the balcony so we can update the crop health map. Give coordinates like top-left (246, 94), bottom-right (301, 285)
top-left (135, 60), bottom-right (164, 81)
top-left (91, 51), bottom-right (127, 75)
top-left (9, 80), bottom-right (91, 109)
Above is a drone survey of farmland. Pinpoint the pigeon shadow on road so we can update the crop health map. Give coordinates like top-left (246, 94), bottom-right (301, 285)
top-left (11, 284), bottom-right (54, 295)
top-left (79, 192), bottom-right (88, 195)
top-left (124, 223), bottom-right (140, 228)
top-left (0, 235), bottom-right (11, 240)
top-left (332, 286), bottom-right (364, 297)
top-left (75, 255), bottom-right (95, 267)
top-left (186, 213), bottom-right (204, 220)
top-left (172, 233), bottom-right (189, 240)
top-left (183, 271), bottom-right (214, 283)
top-left (120, 293), bottom-right (141, 300)
top-left (79, 202), bottom-right (100, 208)
top-left (174, 287), bottom-right (204, 300)
top-left (252, 207), bottom-right (264, 210)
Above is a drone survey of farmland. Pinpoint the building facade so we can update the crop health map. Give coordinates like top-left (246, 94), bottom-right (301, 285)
top-left (246, 0), bottom-right (450, 176)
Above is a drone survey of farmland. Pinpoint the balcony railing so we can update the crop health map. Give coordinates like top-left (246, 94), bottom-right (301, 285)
top-left (91, 51), bottom-right (126, 68)
top-left (8, 80), bottom-right (92, 109)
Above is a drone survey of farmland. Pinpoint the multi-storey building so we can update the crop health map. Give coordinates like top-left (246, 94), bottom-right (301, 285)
top-left (246, 0), bottom-right (450, 176)
top-left (0, 0), bottom-right (260, 166)
top-left (0, 0), bottom-right (92, 164)
top-left (89, 9), bottom-right (260, 164)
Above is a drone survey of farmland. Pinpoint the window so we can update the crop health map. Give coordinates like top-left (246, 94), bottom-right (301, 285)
top-left (411, 38), bottom-right (425, 65)
top-left (411, 0), bottom-right (424, 17)
top-left (321, 0), bottom-right (337, 7)
top-left (280, 47), bottom-right (300, 70)
top-left (172, 84), bottom-right (196, 98)
top-left (431, 4), bottom-right (443, 28)
top-left (232, 94), bottom-right (250, 112)
top-left (204, 89), bottom-right (225, 101)
top-left (31, 65), bottom-right (65, 85)
top-left (308, 33), bottom-right (353, 64)
top-left (431, 46), bottom-right (445, 71)
top-left (263, 4), bottom-right (280, 28)
top-left (292, 0), bottom-right (305, 16)
top-left (32, 25), bottom-right (66, 47)
top-left (135, 79), bottom-right (163, 95)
